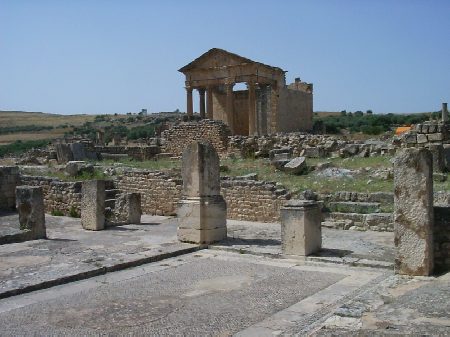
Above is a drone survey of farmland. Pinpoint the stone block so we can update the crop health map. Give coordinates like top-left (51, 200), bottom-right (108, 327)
top-left (393, 148), bottom-right (434, 276)
top-left (0, 166), bottom-right (20, 210)
top-left (403, 132), bottom-right (417, 144)
top-left (178, 196), bottom-right (227, 231)
top-left (282, 157), bottom-right (307, 175)
top-left (416, 134), bottom-right (428, 144)
top-left (55, 143), bottom-right (73, 163)
top-left (427, 133), bottom-right (443, 142)
top-left (81, 180), bottom-right (105, 231)
top-left (70, 142), bottom-right (86, 161)
top-left (281, 200), bottom-right (322, 256)
top-left (114, 192), bottom-right (142, 224)
top-left (16, 186), bottom-right (46, 239)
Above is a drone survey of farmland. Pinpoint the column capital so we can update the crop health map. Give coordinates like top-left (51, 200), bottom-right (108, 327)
top-left (198, 88), bottom-right (206, 94)
top-left (185, 86), bottom-right (193, 93)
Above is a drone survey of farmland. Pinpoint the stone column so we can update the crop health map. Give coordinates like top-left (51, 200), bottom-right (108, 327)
top-left (206, 86), bottom-right (214, 119)
top-left (198, 88), bottom-right (206, 119)
top-left (393, 148), bottom-right (434, 276)
top-left (442, 102), bottom-right (448, 123)
top-left (186, 86), bottom-right (193, 119)
top-left (16, 186), bottom-right (46, 239)
top-left (280, 200), bottom-right (322, 256)
top-left (225, 82), bottom-right (234, 133)
top-left (177, 141), bottom-right (227, 244)
top-left (248, 82), bottom-right (257, 136)
top-left (81, 180), bottom-right (105, 231)
top-left (0, 166), bottom-right (20, 211)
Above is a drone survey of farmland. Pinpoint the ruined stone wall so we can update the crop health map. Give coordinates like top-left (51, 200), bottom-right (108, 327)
top-left (277, 87), bottom-right (313, 132)
top-left (20, 175), bottom-right (82, 215)
top-left (161, 120), bottom-right (230, 156)
top-left (221, 178), bottom-right (291, 222)
top-left (95, 145), bottom-right (160, 161)
top-left (434, 206), bottom-right (450, 273)
top-left (0, 166), bottom-right (20, 211)
top-left (115, 170), bottom-right (182, 215)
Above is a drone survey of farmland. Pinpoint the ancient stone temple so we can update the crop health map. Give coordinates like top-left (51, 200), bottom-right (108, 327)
top-left (179, 48), bottom-right (313, 136)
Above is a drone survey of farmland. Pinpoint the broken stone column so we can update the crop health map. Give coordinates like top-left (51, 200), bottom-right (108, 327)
top-left (115, 193), bottom-right (142, 224)
top-left (394, 148), bottom-right (434, 276)
top-left (442, 102), bottom-right (448, 123)
top-left (177, 141), bottom-right (227, 244)
top-left (427, 144), bottom-right (445, 172)
top-left (16, 186), bottom-right (46, 239)
top-left (280, 200), bottom-right (322, 256)
top-left (81, 180), bottom-right (105, 231)
top-left (0, 166), bottom-right (20, 211)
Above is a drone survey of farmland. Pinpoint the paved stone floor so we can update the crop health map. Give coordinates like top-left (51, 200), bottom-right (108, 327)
top-left (0, 250), bottom-right (388, 336)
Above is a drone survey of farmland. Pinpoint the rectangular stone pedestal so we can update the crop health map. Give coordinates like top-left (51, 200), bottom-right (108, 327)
top-left (81, 180), bottom-right (105, 231)
top-left (16, 186), bottom-right (46, 239)
top-left (177, 196), bottom-right (227, 244)
top-left (280, 200), bottom-right (322, 256)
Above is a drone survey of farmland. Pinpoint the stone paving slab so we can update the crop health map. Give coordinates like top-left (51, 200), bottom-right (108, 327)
top-left (0, 250), bottom-right (390, 336)
top-left (216, 219), bottom-right (395, 269)
top-left (0, 214), bottom-right (198, 298)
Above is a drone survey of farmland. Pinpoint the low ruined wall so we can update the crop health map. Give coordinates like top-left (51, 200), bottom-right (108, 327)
top-left (434, 206), bottom-right (450, 273)
top-left (20, 175), bottom-right (82, 215)
top-left (96, 145), bottom-right (160, 161)
top-left (116, 169), bottom-right (290, 222)
top-left (161, 120), bottom-right (230, 156)
top-left (221, 178), bottom-right (291, 222)
top-left (115, 170), bottom-right (182, 215)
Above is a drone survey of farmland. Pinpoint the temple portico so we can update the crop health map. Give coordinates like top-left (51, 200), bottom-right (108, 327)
top-left (179, 48), bottom-right (313, 136)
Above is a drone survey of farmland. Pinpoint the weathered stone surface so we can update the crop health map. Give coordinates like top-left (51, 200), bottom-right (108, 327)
top-left (0, 166), bottom-right (20, 211)
top-left (433, 206), bottom-right (450, 273)
top-left (81, 180), bottom-right (105, 231)
top-left (15, 186), bottom-right (46, 239)
top-left (393, 148), bottom-right (434, 276)
top-left (281, 200), bottom-right (322, 256)
top-left (64, 161), bottom-right (94, 177)
top-left (55, 143), bottom-right (74, 163)
top-left (282, 157), bottom-right (307, 175)
top-left (69, 142), bottom-right (86, 161)
top-left (177, 141), bottom-right (227, 244)
top-left (112, 192), bottom-right (142, 225)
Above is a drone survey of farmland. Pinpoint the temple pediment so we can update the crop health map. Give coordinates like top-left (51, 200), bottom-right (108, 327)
top-left (179, 48), bottom-right (284, 73)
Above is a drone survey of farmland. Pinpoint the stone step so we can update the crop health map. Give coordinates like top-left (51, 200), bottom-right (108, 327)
top-left (105, 189), bottom-right (120, 199)
top-left (105, 199), bottom-right (116, 209)
top-left (327, 201), bottom-right (380, 214)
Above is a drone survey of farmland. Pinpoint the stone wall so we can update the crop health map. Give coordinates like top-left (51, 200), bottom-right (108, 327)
top-left (161, 120), bottom-right (230, 156)
top-left (221, 177), bottom-right (291, 222)
top-left (0, 166), bottom-right (20, 211)
top-left (434, 207), bottom-right (450, 273)
top-left (115, 170), bottom-right (182, 215)
top-left (96, 145), bottom-right (160, 161)
top-left (116, 169), bottom-right (291, 222)
top-left (20, 175), bottom-right (82, 216)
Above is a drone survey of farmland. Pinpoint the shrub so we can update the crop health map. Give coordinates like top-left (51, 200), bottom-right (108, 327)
top-left (69, 206), bottom-right (80, 218)
top-left (51, 209), bottom-right (64, 216)
top-left (0, 139), bottom-right (50, 157)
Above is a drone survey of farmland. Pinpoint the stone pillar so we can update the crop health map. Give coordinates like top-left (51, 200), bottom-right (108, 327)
top-left (280, 200), bottom-right (322, 256)
top-left (186, 86), bottom-right (193, 119)
top-left (206, 86), bottom-right (214, 119)
top-left (442, 102), bottom-right (448, 123)
top-left (394, 148), bottom-right (434, 276)
top-left (248, 82), bottom-right (257, 136)
top-left (198, 88), bottom-right (206, 119)
top-left (0, 166), bottom-right (20, 211)
top-left (16, 186), bottom-right (46, 239)
top-left (115, 193), bottom-right (142, 225)
top-left (225, 83), bottom-right (234, 133)
top-left (428, 144), bottom-right (445, 172)
top-left (177, 141), bottom-right (227, 244)
top-left (81, 180), bottom-right (105, 231)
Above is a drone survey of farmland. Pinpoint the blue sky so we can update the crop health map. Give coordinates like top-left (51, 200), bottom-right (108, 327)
top-left (1, 0), bottom-right (449, 115)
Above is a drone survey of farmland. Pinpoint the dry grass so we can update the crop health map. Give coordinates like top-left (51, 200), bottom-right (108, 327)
top-left (0, 111), bottom-right (95, 127)
top-left (0, 129), bottom-right (68, 145)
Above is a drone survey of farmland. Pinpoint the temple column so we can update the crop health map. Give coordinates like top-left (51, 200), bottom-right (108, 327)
top-left (206, 86), bottom-right (214, 119)
top-left (198, 88), bottom-right (206, 119)
top-left (225, 83), bottom-right (234, 133)
top-left (248, 82), bottom-right (257, 135)
top-left (186, 86), bottom-right (193, 119)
